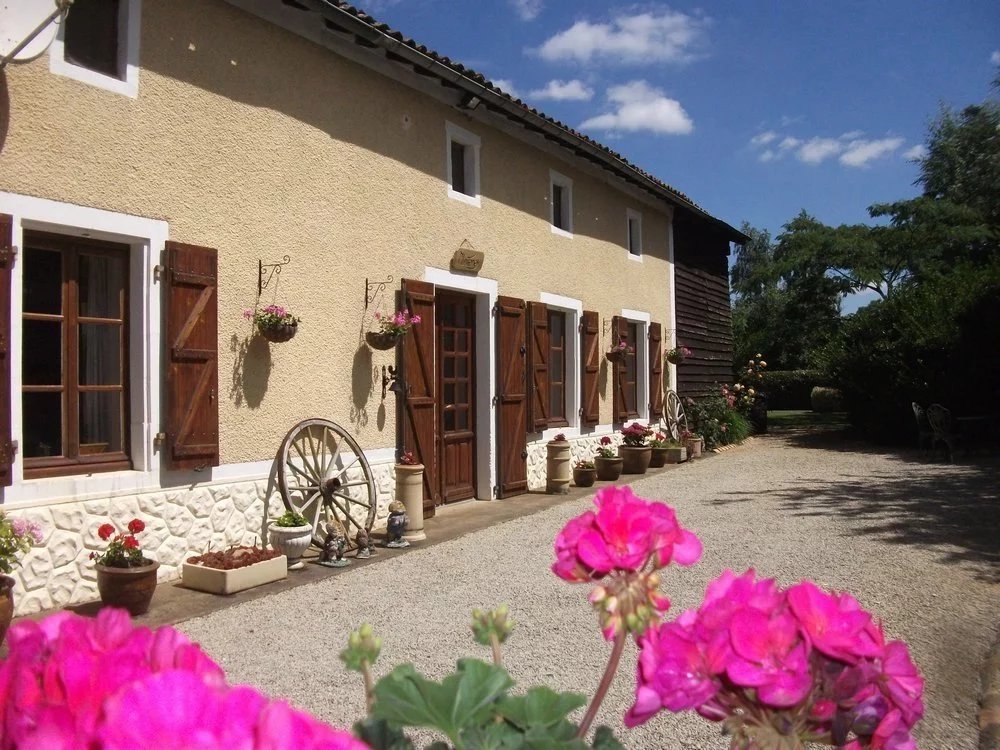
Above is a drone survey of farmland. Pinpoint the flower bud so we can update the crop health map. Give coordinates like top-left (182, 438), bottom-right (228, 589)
top-left (471, 604), bottom-right (515, 646)
top-left (339, 623), bottom-right (382, 672)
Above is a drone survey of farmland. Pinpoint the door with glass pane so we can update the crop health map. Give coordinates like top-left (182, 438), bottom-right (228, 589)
top-left (21, 232), bottom-right (130, 478)
top-left (436, 291), bottom-right (476, 503)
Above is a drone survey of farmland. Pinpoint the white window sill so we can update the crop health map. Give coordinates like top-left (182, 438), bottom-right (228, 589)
top-left (550, 225), bottom-right (573, 239)
top-left (627, 251), bottom-right (644, 263)
top-left (447, 189), bottom-right (481, 208)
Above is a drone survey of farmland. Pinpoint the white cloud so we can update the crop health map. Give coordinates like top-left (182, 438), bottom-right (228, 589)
top-left (758, 150), bottom-right (777, 163)
top-left (536, 9), bottom-right (709, 65)
top-left (797, 137), bottom-right (843, 164)
top-left (510, 0), bottom-right (542, 22)
top-left (528, 79), bottom-right (594, 101)
top-left (778, 136), bottom-right (801, 150)
top-left (492, 78), bottom-right (521, 99)
top-left (750, 131), bottom-right (777, 146)
top-left (903, 144), bottom-right (928, 160)
top-left (991, 50), bottom-right (1000, 65)
top-left (839, 137), bottom-right (904, 167)
top-left (580, 80), bottom-right (693, 135)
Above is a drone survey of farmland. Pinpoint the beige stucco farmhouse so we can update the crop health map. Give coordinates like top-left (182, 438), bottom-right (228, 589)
top-left (0, 0), bottom-right (743, 614)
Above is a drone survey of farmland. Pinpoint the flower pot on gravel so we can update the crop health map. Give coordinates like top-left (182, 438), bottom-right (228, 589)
top-left (96, 561), bottom-right (160, 616)
top-left (619, 446), bottom-right (652, 474)
top-left (0, 575), bottom-right (15, 647)
top-left (595, 456), bottom-right (623, 481)
top-left (685, 436), bottom-right (703, 459)
top-left (268, 523), bottom-right (313, 569)
top-left (665, 446), bottom-right (688, 464)
top-left (649, 446), bottom-right (669, 468)
top-left (396, 463), bottom-right (426, 541)
top-left (572, 466), bottom-right (597, 488)
top-left (546, 439), bottom-right (571, 494)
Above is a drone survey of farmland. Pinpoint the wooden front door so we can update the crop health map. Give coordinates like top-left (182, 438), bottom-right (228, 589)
top-left (437, 291), bottom-right (476, 502)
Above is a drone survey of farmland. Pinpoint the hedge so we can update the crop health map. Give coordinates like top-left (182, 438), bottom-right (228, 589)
top-left (758, 369), bottom-right (833, 410)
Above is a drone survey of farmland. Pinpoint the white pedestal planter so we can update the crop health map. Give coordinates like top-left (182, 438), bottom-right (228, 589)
top-left (396, 464), bottom-right (426, 542)
top-left (546, 440), bottom-right (571, 494)
top-left (268, 524), bottom-right (313, 569)
top-left (182, 555), bottom-right (288, 595)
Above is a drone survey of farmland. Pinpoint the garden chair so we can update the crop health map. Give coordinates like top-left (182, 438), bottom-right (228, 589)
top-left (664, 390), bottom-right (688, 441)
top-left (925, 403), bottom-right (962, 462)
top-left (911, 402), bottom-right (934, 451)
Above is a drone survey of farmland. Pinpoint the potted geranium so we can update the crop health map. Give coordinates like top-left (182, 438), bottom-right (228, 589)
top-left (545, 433), bottom-right (571, 495)
top-left (244, 304), bottom-right (300, 343)
top-left (367, 308), bottom-right (422, 350)
top-left (0, 512), bottom-right (42, 645)
top-left (605, 338), bottom-right (633, 364)
top-left (619, 421), bottom-right (653, 474)
top-left (649, 432), bottom-right (670, 468)
top-left (572, 459), bottom-right (597, 488)
top-left (395, 451), bottom-right (425, 542)
top-left (91, 518), bottom-right (159, 616)
top-left (681, 428), bottom-right (704, 459)
top-left (594, 436), bottom-right (622, 481)
top-left (665, 344), bottom-right (692, 365)
top-left (268, 510), bottom-right (313, 569)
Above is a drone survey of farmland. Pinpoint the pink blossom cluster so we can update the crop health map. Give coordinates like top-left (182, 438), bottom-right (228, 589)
top-left (552, 486), bottom-right (701, 639)
top-left (374, 308), bottom-right (422, 335)
top-left (9, 517), bottom-right (42, 544)
top-left (0, 609), bottom-right (368, 750)
top-left (627, 570), bottom-right (923, 749)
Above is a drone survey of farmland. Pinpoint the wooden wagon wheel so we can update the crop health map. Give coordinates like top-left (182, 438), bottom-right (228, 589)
top-left (277, 419), bottom-right (377, 548)
top-left (664, 390), bottom-right (688, 440)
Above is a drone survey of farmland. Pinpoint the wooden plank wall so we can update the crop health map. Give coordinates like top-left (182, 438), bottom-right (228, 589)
top-left (673, 217), bottom-right (734, 399)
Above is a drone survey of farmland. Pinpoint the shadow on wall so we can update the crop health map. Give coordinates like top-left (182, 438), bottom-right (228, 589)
top-left (229, 333), bottom-right (272, 408)
top-left (137, 1), bottom-right (664, 258)
top-left (350, 342), bottom-right (375, 429)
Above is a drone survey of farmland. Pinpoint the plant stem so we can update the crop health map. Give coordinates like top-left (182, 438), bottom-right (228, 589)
top-left (576, 630), bottom-right (627, 739)
top-left (489, 632), bottom-right (503, 667)
top-left (362, 660), bottom-right (375, 714)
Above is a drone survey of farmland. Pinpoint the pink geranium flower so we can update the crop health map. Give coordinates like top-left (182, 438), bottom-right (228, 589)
top-left (787, 581), bottom-right (883, 663)
top-left (726, 609), bottom-right (813, 707)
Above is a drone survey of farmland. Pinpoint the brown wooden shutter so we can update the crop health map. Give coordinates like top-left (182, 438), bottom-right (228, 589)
top-left (612, 315), bottom-right (627, 423)
top-left (165, 241), bottom-right (219, 470)
top-left (648, 321), bottom-right (664, 419)
top-left (527, 301), bottom-right (550, 432)
top-left (496, 296), bottom-right (527, 497)
top-left (0, 215), bottom-right (15, 486)
top-left (399, 278), bottom-right (438, 513)
top-left (580, 310), bottom-right (600, 426)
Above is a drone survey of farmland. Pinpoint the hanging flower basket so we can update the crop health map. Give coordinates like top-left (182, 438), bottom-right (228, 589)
top-left (260, 323), bottom-right (298, 343)
top-left (366, 330), bottom-right (402, 350)
top-left (605, 350), bottom-right (626, 364)
top-left (666, 351), bottom-right (686, 365)
top-left (666, 345), bottom-right (692, 365)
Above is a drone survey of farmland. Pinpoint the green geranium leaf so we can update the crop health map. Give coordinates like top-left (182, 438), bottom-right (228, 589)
top-left (352, 718), bottom-right (415, 750)
top-left (496, 687), bottom-right (586, 731)
top-left (372, 659), bottom-right (515, 744)
top-left (590, 726), bottom-right (626, 750)
top-left (460, 723), bottom-right (522, 750)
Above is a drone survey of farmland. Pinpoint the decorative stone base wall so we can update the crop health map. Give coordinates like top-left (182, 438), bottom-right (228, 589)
top-left (525, 433), bottom-right (623, 491)
top-left (7, 461), bottom-right (397, 616)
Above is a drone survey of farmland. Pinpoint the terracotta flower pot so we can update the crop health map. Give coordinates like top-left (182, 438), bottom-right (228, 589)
top-left (595, 456), bottom-right (623, 481)
top-left (685, 437), bottom-right (703, 459)
top-left (573, 467), bottom-right (597, 487)
top-left (0, 575), bottom-right (14, 647)
top-left (619, 445), bottom-right (652, 474)
top-left (259, 323), bottom-right (298, 343)
top-left (366, 330), bottom-right (401, 350)
top-left (395, 463), bottom-right (425, 541)
top-left (96, 561), bottom-right (160, 616)
top-left (546, 440), bottom-right (571, 494)
top-left (268, 524), bottom-right (313, 569)
top-left (649, 446), bottom-right (668, 468)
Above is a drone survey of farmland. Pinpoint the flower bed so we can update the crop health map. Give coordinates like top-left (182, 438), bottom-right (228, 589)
top-left (182, 546), bottom-right (287, 595)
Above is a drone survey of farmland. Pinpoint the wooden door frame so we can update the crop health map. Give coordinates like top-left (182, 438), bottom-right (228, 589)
top-left (434, 289), bottom-right (477, 503)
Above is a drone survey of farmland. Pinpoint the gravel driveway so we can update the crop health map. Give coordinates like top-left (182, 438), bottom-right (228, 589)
top-left (180, 432), bottom-right (1000, 749)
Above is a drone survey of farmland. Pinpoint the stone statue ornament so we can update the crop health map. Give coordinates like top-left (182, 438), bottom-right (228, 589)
top-left (318, 518), bottom-right (350, 567)
top-left (355, 528), bottom-right (374, 559)
top-left (385, 500), bottom-right (410, 548)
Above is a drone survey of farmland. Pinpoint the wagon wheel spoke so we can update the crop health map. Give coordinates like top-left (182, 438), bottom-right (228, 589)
top-left (324, 433), bottom-right (344, 477)
top-left (335, 480), bottom-right (370, 489)
top-left (333, 489), bottom-right (371, 509)
top-left (331, 454), bottom-right (361, 477)
top-left (291, 442), bottom-right (319, 483)
top-left (329, 494), bottom-right (367, 533)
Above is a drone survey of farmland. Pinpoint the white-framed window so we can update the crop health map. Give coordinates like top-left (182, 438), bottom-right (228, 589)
top-left (50, 0), bottom-right (142, 99)
top-left (626, 208), bottom-right (643, 260)
top-left (0, 192), bottom-right (165, 504)
top-left (549, 170), bottom-right (573, 238)
top-left (621, 308), bottom-right (650, 420)
top-left (445, 121), bottom-right (481, 207)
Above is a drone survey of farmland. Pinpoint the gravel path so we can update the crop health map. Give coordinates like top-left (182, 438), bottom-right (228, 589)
top-left (181, 432), bottom-right (1000, 749)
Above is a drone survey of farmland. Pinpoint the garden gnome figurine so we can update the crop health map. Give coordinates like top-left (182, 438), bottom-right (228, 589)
top-left (385, 500), bottom-right (410, 548)
top-left (355, 528), bottom-right (373, 559)
top-left (318, 518), bottom-right (350, 567)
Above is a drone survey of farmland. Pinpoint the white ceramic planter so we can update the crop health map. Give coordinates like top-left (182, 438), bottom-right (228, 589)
top-left (182, 555), bottom-right (288, 595)
top-left (268, 524), bottom-right (313, 569)
top-left (546, 440), bottom-right (571, 494)
top-left (396, 463), bottom-right (426, 541)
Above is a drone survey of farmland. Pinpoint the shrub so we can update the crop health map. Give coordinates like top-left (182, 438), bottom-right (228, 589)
top-left (811, 386), bottom-right (843, 413)
top-left (720, 409), bottom-right (752, 442)
top-left (685, 394), bottom-right (750, 449)
top-left (760, 369), bottom-right (831, 410)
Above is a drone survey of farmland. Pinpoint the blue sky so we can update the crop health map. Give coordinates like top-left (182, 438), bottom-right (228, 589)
top-left (361, 1), bottom-right (999, 311)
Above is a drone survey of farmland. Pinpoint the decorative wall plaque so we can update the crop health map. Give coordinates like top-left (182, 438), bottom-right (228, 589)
top-left (450, 241), bottom-right (484, 274)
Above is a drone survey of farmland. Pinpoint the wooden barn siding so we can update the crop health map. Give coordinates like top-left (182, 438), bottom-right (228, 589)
top-left (673, 218), bottom-right (735, 399)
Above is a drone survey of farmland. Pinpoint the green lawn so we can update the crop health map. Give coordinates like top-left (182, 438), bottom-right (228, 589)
top-left (767, 410), bottom-right (850, 429)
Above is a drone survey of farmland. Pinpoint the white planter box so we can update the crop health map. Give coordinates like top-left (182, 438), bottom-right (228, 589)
top-left (181, 555), bottom-right (288, 595)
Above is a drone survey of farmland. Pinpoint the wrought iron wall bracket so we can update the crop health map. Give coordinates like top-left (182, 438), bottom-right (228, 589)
top-left (258, 256), bottom-right (291, 296)
top-left (366, 276), bottom-right (394, 310)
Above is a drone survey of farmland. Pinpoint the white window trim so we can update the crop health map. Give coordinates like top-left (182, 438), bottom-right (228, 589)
top-left (621, 308), bottom-right (651, 421)
top-left (0, 192), bottom-right (164, 505)
top-left (539, 292), bottom-right (582, 439)
top-left (445, 121), bottom-right (482, 208)
top-left (549, 170), bottom-right (573, 238)
top-left (626, 208), bottom-right (643, 262)
top-left (49, 0), bottom-right (142, 99)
